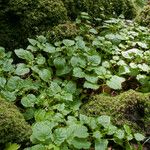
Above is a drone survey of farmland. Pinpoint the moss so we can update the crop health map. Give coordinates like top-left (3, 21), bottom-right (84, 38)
top-left (63, 0), bottom-right (136, 20)
top-left (137, 5), bottom-right (150, 27)
top-left (0, 97), bottom-right (32, 145)
top-left (0, 0), bottom-right (68, 50)
top-left (46, 22), bottom-right (78, 42)
top-left (0, 0), bottom-right (137, 49)
top-left (81, 90), bottom-right (150, 133)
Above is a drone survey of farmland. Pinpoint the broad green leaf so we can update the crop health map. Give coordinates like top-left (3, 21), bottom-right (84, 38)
top-left (134, 133), bottom-right (145, 141)
top-left (137, 42), bottom-right (148, 49)
top-left (56, 65), bottom-right (71, 76)
top-left (49, 82), bottom-right (62, 95)
top-left (3, 59), bottom-right (14, 72)
top-left (37, 35), bottom-right (47, 43)
top-left (93, 131), bottom-right (102, 139)
top-left (54, 57), bottom-right (66, 69)
top-left (46, 144), bottom-right (60, 150)
top-left (102, 61), bottom-right (110, 68)
top-left (24, 108), bottom-right (35, 120)
top-left (31, 65), bottom-right (40, 73)
top-left (53, 128), bottom-right (67, 145)
top-left (34, 109), bottom-right (47, 122)
top-left (106, 125), bottom-right (117, 135)
top-left (61, 92), bottom-right (73, 101)
top-left (36, 54), bottom-right (46, 65)
top-left (0, 77), bottom-right (6, 88)
top-left (28, 38), bottom-right (38, 46)
top-left (106, 75), bottom-right (125, 90)
top-left (21, 94), bottom-right (37, 107)
top-left (31, 121), bottom-right (57, 142)
top-left (70, 56), bottom-right (86, 68)
top-left (70, 138), bottom-right (91, 149)
top-left (0, 91), bottom-right (16, 101)
top-left (114, 129), bottom-right (125, 139)
top-left (38, 69), bottom-right (51, 82)
top-left (63, 39), bottom-right (75, 47)
top-left (87, 55), bottom-right (101, 66)
top-left (80, 114), bottom-right (97, 129)
top-left (123, 125), bottom-right (132, 135)
top-left (84, 81), bottom-right (99, 90)
top-left (123, 125), bottom-right (133, 141)
top-left (4, 143), bottom-right (20, 150)
top-left (122, 48), bottom-right (143, 59)
top-left (105, 33), bottom-right (123, 44)
top-left (138, 63), bottom-right (150, 72)
top-left (15, 63), bottom-right (30, 76)
top-left (64, 81), bottom-right (76, 94)
top-left (43, 43), bottom-right (56, 53)
top-left (89, 28), bottom-right (98, 34)
top-left (73, 125), bottom-right (89, 138)
top-left (97, 115), bottom-right (111, 127)
top-left (27, 45), bottom-right (38, 52)
top-left (119, 66), bottom-right (130, 75)
top-left (73, 67), bottom-right (85, 78)
top-left (15, 49), bottom-right (34, 61)
top-left (95, 139), bottom-right (108, 150)
top-left (85, 74), bottom-right (98, 83)
top-left (6, 76), bottom-right (22, 91)
top-left (75, 36), bottom-right (86, 49)
top-left (95, 66), bottom-right (107, 77)
top-left (24, 144), bottom-right (45, 150)
top-left (0, 46), bottom-right (5, 58)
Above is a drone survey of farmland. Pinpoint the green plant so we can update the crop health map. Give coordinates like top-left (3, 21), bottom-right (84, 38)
top-left (0, 16), bottom-right (149, 149)
top-left (81, 90), bottom-right (150, 133)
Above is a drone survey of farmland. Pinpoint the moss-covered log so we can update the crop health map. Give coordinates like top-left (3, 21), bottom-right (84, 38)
top-left (81, 90), bottom-right (150, 134)
top-left (0, 97), bottom-right (31, 145)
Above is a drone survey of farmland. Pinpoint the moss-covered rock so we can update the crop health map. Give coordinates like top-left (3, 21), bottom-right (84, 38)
top-left (0, 97), bottom-right (31, 145)
top-left (137, 5), bottom-right (150, 27)
top-left (81, 90), bottom-right (150, 133)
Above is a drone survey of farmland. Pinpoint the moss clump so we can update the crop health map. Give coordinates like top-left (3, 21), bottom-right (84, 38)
top-left (63, 0), bottom-right (136, 20)
top-left (46, 22), bottom-right (78, 42)
top-left (0, 97), bottom-right (32, 145)
top-left (137, 5), bottom-right (150, 27)
top-left (81, 90), bottom-right (150, 133)
top-left (0, 0), bottom-right (68, 49)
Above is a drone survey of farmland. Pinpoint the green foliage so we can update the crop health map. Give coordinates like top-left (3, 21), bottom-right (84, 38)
top-left (0, 97), bottom-right (31, 145)
top-left (81, 90), bottom-right (150, 132)
top-left (0, 16), bottom-right (149, 149)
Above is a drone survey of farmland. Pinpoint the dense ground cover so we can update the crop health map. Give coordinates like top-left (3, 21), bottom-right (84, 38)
top-left (0, 0), bottom-right (150, 150)
top-left (0, 12), bottom-right (150, 149)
